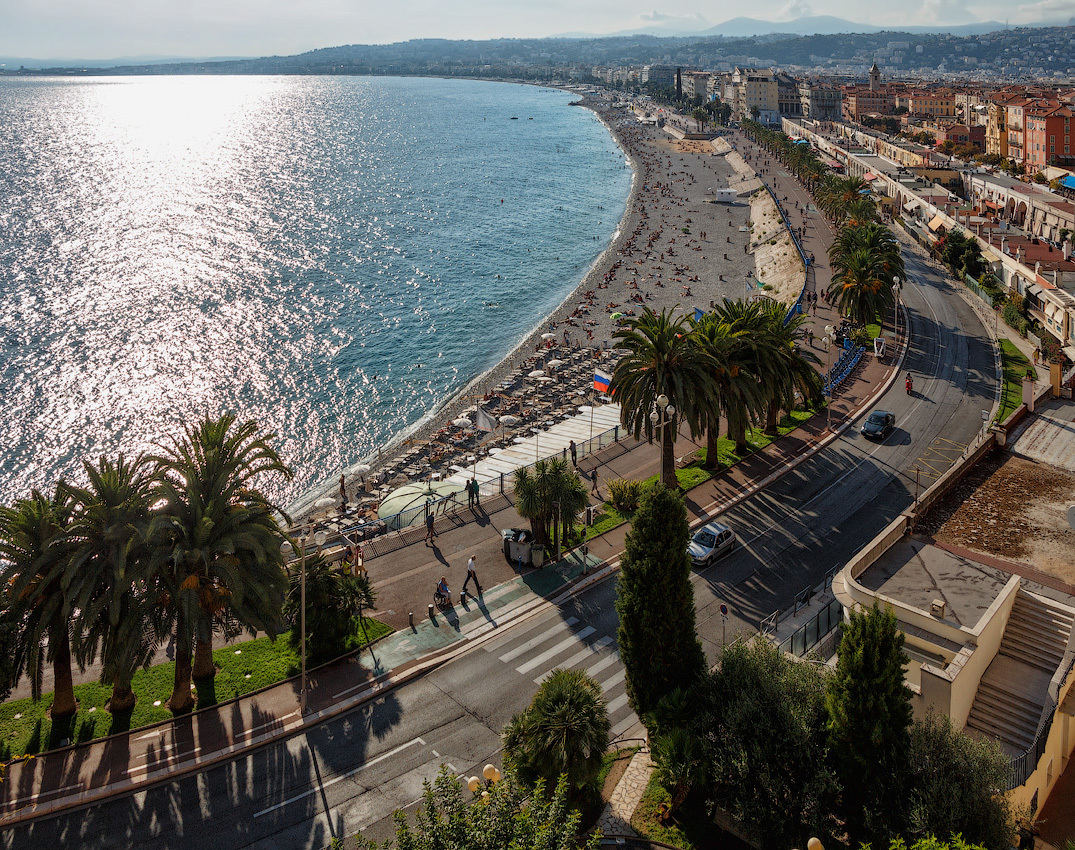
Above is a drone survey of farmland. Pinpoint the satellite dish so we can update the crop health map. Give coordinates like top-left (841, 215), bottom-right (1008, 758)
top-left (1068, 506), bottom-right (1075, 532)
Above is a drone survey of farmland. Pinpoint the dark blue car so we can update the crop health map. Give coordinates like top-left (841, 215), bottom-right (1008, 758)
top-left (861, 410), bottom-right (895, 441)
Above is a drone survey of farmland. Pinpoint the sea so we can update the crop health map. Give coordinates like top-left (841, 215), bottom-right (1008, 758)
top-left (0, 75), bottom-right (632, 510)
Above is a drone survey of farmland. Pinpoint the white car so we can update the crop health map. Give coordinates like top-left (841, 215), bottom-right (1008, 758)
top-left (688, 521), bottom-right (737, 567)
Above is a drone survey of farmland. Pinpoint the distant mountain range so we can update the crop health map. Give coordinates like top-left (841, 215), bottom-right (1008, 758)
top-left (557, 13), bottom-right (1073, 39)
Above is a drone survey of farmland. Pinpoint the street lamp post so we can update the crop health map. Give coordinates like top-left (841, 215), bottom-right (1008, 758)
top-left (823, 325), bottom-right (835, 432)
top-left (891, 275), bottom-right (900, 337)
top-left (649, 393), bottom-right (676, 486)
top-left (280, 528), bottom-right (326, 714)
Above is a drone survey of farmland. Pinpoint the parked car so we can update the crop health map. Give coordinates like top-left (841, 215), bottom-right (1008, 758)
top-left (688, 521), bottom-right (737, 567)
top-left (861, 410), bottom-right (896, 441)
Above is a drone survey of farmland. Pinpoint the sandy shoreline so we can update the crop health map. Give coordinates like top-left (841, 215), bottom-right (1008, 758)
top-left (287, 96), bottom-right (796, 523)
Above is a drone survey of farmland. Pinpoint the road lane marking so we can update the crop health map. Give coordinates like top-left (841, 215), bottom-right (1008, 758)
top-left (533, 636), bottom-right (613, 683)
top-left (253, 737), bottom-right (426, 818)
top-left (598, 669), bottom-right (626, 691)
top-left (606, 693), bottom-right (631, 714)
top-left (584, 653), bottom-right (620, 680)
top-left (126, 747), bottom-right (202, 775)
top-left (515, 627), bottom-right (596, 674)
top-left (497, 617), bottom-right (578, 663)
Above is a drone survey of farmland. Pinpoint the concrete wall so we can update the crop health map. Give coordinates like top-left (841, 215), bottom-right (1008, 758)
top-left (1011, 662), bottom-right (1075, 814)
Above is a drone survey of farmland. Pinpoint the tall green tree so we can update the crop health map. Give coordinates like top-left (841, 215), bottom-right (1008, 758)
top-left (615, 486), bottom-right (706, 725)
top-left (759, 300), bottom-right (823, 434)
top-left (513, 458), bottom-right (588, 547)
top-left (693, 640), bottom-right (840, 850)
top-left (826, 601), bottom-right (913, 845)
top-left (611, 307), bottom-right (715, 488)
top-left (0, 487), bottom-right (78, 721)
top-left (357, 767), bottom-right (600, 850)
top-left (705, 299), bottom-right (772, 455)
top-left (64, 455), bottom-right (160, 714)
top-left (150, 413), bottom-right (293, 713)
top-left (827, 222), bottom-right (904, 329)
top-left (502, 668), bottom-right (610, 797)
top-left (905, 712), bottom-right (1015, 850)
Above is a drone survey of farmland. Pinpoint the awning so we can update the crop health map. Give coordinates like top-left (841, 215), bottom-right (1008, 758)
top-left (903, 200), bottom-right (922, 213)
top-left (1061, 175), bottom-right (1075, 190)
top-left (1063, 345), bottom-right (1075, 362)
top-left (1026, 283), bottom-right (1043, 297)
top-left (927, 214), bottom-right (946, 231)
top-left (824, 158), bottom-right (843, 168)
top-left (983, 200), bottom-right (1001, 209)
top-left (863, 173), bottom-right (878, 181)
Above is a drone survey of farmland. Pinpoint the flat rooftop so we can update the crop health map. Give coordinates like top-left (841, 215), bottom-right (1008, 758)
top-left (858, 537), bottom-right (1010, 630)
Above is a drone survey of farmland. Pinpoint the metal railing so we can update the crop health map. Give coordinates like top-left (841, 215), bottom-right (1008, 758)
top-left (779, 598), bottom-right (843, 658)
top-left (760, 181), bottom-right (811, 326)
top-left (1006, 653), bottom-right (1075, 791)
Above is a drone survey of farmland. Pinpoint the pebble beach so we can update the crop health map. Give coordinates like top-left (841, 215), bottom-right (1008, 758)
top-left (288, 95), bottom-right (806, 524)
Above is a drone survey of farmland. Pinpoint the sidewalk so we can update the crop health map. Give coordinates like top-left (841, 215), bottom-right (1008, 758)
top-left (0, 130), bottom-right (905, 828)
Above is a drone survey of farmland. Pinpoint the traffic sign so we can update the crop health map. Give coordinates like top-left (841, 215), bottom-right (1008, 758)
top-left (720, 603), bottom-right (728, 618)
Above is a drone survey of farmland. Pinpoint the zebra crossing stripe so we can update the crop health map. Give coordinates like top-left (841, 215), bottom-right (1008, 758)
top-left (598, 668), bottom-right (626, 691)
top-left (533, 636), bottom-right (613, 684)
top-left (606, 692), bottom-right (630, 714)
top-left (584, 652), bottom-right (620, 680)
top-left (515, 626), bottom-right (596, 674)
top-left (497, 617), bottom-right (579, 663)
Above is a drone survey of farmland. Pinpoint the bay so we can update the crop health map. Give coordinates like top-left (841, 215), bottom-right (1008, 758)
top-left (0, 75), bottom-right (631, 507)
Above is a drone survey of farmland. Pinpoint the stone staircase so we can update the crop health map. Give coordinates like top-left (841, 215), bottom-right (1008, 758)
top-left (964, 592), bottom-right (1074, 755)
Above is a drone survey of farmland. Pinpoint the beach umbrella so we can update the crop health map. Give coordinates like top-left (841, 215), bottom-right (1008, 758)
top-left (499, 415), bottom-right (520, 426)
top-left (541, 332), bottom-right (556, 340)
top-left (546, 359), bottom-right (565, 368)
top-left (452, 417), bottom-right (472, 428)
top-left (352, 464), bottom-right (371, 475)
top-left (611, 312), bottom-right (623, 320)
top-left (528, 370), bottom-right (545, 378)
top-left (537, 376), bottom-right (554, 383)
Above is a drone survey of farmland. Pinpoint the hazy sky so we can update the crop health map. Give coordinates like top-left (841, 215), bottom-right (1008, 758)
top-left (1, 0), bottom-right (1072, 61)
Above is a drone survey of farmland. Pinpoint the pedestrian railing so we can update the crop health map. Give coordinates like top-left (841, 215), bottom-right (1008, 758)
top-left (778, 598), bottom-right (843, 658)
top-left (1006, 653), bottom-right (1075, 791)
top-left (760, 165), bottom-right (811, 326)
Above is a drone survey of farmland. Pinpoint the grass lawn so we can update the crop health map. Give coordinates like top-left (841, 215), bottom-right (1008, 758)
top-left (0, 617), bottom-right (392, 760)
top-left (997, 339), bottom-right (1035, 423)
top-left (630, 775), bottom-right (732, 850)
top-left (581, 409), bottom-right (814, 541)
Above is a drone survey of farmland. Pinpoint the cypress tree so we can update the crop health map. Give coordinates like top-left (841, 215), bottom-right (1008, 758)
top-left (615, 485), bottom-right (706, 727)
top-left (826, 601), bottom-right (913, 845)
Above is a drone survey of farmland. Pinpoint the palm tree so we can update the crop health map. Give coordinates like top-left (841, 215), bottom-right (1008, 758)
top-left (285, 554), bottom-right (376, 664)
top-left (502, 667), bottom-right (610, 797)
top-left (699, 301), bottom-right (772, 456)
top-left (513, 457), bottom-right (587, 548)
top-left (816, 175), bottom-right (871, 223)
top-left (150, 414), bottom-right (293, 713)
top-left (652, 727), bottom-right (709, 819)
top-left (842, 195), bottom-right (878, 227)
top-left (827, 223), bottom-right (904, 329)
top-left (611, 307), bottom-right (716, 487)
top-left (759, 302), bottom-right (824, 434)
top-left (0, 487), bottom-right (78, 721)
top-left (691, 106), bottom-right (708, 132)
top-left (63, 455), bottom-right (160, 715)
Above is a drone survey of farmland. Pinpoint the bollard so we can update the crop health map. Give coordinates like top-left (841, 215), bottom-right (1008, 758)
top-left (428, 603), bottom-right (434, 619)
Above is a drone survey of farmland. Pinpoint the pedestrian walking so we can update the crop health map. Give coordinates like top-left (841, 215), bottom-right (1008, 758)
top-left (569, 439), bottom-right (577, 467)
top-left (463, 555), bottom-right (482, 598)
top-left (466, 478), bottom-right (475, 509)
top-left (470, 477), bottom-right (480, 509)
top-left (590, 466), bottom-right (601, 497)
top-left (425, 509), bottom-right (437, 543)
top-left (339, 474), bottom-right (348, 509)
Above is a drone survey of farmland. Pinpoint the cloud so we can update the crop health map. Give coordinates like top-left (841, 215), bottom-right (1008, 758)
top-left (778, 0), bottom-right (814, 20)
top-left (915, 0), bottom-right (973, 22)
top-left (1014, 0), bottom-right (1075, 20)
top-left (638, 9), bottom-right (708, 24)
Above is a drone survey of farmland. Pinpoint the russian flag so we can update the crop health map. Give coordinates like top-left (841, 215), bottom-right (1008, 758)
top-left (594, 369), bottom-right (612, 393)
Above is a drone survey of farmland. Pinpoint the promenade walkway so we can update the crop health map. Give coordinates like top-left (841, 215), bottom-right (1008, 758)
top-left (0, 129), bottom-right (907, 829)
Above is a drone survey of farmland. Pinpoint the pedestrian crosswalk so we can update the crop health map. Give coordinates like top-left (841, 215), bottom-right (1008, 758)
top-left (485, 613), bottom-right (640, 739)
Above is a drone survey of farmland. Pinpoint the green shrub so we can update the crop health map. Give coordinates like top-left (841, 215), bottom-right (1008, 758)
top-left (850, 326), bottom-right (872, 347)
top-left (608, 478), bottom-right (644, 513)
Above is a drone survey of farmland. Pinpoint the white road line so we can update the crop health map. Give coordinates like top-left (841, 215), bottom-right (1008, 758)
top-left (598, 669), bottom-right (626, 691)
top-left (253, 737), bottom-right (426, 818)
top-left (126, 747), bottom-right (202, 774)
top-left (611, 715), bottom-right (640, 738)
top-left (606, 693), bottom-right (630, 714)
top-left (497, 617), bottom-right (578, 663)
top-left (6, 783), bottom-right (84, 808)
top-left (515, 626), bottom-right (596, 674)
top-left (584, 652), bottom-right (620, 680)
top-left (533, 636), bottom-right (613, 683)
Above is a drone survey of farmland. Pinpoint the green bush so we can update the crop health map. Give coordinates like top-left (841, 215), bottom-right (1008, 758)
top-left (850, 326), bottom-right (872, 347)
top-left (608, 478), bottom-right (644, 513)
top-left (1002, 303), bottom-right (1028, 336)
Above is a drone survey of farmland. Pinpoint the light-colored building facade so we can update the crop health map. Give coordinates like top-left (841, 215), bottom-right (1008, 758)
top-left (731, 67), bottom-right (779, 123)
top-left (798, 81), bottom-right (843, 121)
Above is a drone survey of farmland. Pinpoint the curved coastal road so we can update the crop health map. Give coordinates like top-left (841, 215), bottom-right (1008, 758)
top-left (3, 189), bottom-right (999, 850)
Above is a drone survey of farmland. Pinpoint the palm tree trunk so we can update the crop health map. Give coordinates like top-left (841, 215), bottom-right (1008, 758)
top-left (193, 637), bottom-right (216, 681)
top-left (108, 680), bottom-right (137, 713)
top-left (703, 426), bottom-right (720, 471)
top-left (168, 613), bottom-right (196, 714)
top-left (764, 400), bottom-right (781, 435)
top-left (50, 630), bottom-right (78, 719)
